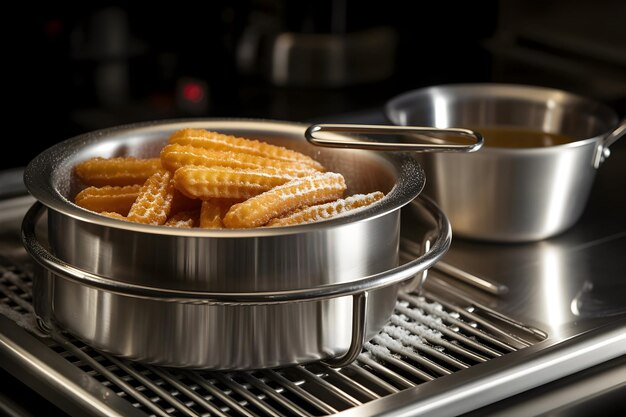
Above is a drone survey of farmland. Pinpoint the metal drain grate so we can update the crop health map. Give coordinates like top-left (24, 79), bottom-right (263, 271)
top-left (1, 256), bottom-right (544, 417)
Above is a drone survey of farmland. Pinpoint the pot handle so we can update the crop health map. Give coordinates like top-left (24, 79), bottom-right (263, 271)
top-left (322, 292), bottom-right (369, 368)
top-left (593, 118), bottom-right (626, 168)
top-left (305, 124), bottom-right (483, 152)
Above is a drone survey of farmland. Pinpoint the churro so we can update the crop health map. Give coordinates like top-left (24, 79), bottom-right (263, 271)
top-left (199, 200), bottom-right (223, 229)
top-left (173, 165), bottom-right (295, 200)
top-left (169, 128), bottom-right (324, 171)
top-left (223, 172), bottom-right (346, 228)
top-left (100, 211), bottom-right (128, 221)
top-left (164, 210), bottom-right (198, 228)
top-left (160, 144), bottom-right (317, 177)
top-left (198, 199), bottom-right (240, 228)
top-left (127, 170), bottom-right (175, 225)
top-left (267, 191), bottom-right (384, 227)
top-left (74, 185), bottom-right (141, 215)
top-left (75, 157), bottom-right (162, 187)
top-left (71, 128), bottom-right (383, 230)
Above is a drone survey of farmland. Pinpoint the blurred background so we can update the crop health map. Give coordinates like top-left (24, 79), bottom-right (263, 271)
top-left (8, 0), bottom-right (626, 168)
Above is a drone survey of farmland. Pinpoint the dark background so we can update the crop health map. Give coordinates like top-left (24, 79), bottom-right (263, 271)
top-left (7, 0), bottom-right (626, 168)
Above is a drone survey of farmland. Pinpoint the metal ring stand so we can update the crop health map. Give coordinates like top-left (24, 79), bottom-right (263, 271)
top-left (22, 196), bottom-right (451, 368)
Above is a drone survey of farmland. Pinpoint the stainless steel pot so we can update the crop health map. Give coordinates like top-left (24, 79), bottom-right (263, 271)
top-left (22, 119), bottom-right (453, 370)
top-left (386, 84), bottom-right (626, 242)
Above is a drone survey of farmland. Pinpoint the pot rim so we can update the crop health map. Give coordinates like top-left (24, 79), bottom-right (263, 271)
top-left (24, 118), bottom-right (425, 237)
top-left (385, 83), bottom-right (619, 155)
top-left (23, 196), bottom-right (451, 302)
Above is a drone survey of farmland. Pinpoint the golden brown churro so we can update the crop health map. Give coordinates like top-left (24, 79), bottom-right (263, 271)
top-left (173, 165), bottom-right (295, 200)
top-left (75, 157), bottom-right (162, 187)
top-left (164, 210), bottom-right (198, 228)
top-left (127, 170), bottom-right (175, 225)
top-left (73, 128), bottom-right (383, 229)
top-left (160, 144), bottom-right (317, 177)
top-left (199, 200), bottom-right (223, 229)
top-left (223, 172), bottom-right (346, 228)
top-left (198, 198), bottom-right (241, 228)
top-left (74, 185), bottom-right (141, 215)
top-left (169, 128), bottom-right (324, 171)
top-left (267, 191), bottom-right (384, 227)
top-left (100, 211), bottom-right (128, 221)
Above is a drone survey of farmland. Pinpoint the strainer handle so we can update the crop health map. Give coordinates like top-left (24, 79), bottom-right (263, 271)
top-left (305, 124), bottom-right (483, 152)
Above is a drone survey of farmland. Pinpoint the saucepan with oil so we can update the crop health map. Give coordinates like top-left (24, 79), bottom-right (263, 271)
top-left (385, 84), bottom-right (626, 241)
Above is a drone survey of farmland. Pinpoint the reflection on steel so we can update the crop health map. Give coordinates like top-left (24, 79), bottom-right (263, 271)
top-left (400, 237), bottom-right (508, 295)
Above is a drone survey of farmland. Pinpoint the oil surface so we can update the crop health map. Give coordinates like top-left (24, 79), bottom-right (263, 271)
top-left (473, 126), bottom-right (574, 148)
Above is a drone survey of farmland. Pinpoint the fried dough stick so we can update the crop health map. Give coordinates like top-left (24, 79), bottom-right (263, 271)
top-left (161, 144), bottom-right (317, 177)
top-left (173, 165), bottom-right (296, 200)
top-left (127, 170), bottom-right (175, 225)
top-left (268, 191), bottom-right (384, 227)
top-left (164, 210), bottom-right (199, 228)
top-left (74, 185), bottom-right (141, 215)
top-left (75, 157), bottom-right (162, 186)
top-left (198, 199), bottom-right (241, 229)
top-left (169, 128), bottom-right (324, 171)
top-left (223, 172), bottom-right (346, 228)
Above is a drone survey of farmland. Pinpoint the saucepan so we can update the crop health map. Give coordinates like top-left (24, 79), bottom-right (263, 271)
top-left (386, 83), bottom-right (626, 242)
top-left (22, 119), bottom-right (481, 370)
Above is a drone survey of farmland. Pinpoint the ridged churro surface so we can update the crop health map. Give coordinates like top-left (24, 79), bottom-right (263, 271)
top-left (223, 172), bottom-right (346, 228)
top-left (160, 144), bottom-right (317, 177)
top-left (173, 166), bottom-right (294, 200)
top-left (268, 191), bottom-right (384, 227)
top-left (74, 185), bottom-right (141, 215)
top-left (75, 157), bottom-right (162, 186)
top-left (127, 170), bottom-right (175, 225)
top-left (169, 128), bottom-right (324, 171)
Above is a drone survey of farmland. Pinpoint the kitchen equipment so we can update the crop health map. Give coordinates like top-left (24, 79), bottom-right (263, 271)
top-left (22, 119), bottom-right (474, 370)
top-left (385, 83), bottom-right (626, 241)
